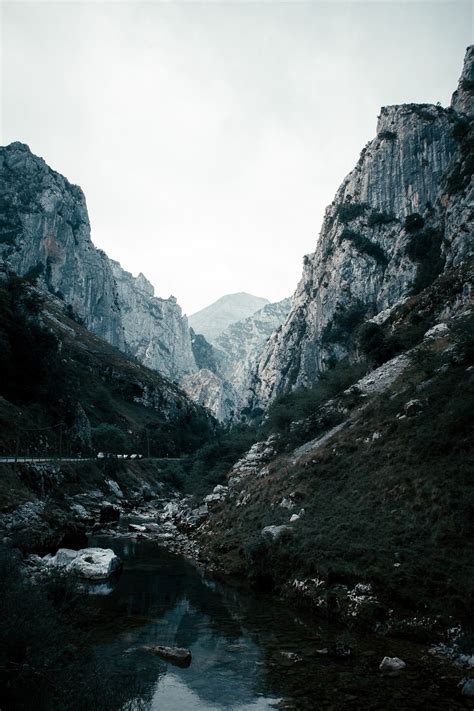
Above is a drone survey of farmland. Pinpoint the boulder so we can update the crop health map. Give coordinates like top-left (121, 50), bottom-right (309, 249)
top-left (128, 523), bottom-right (147, 533)
top-left (261, 525), bottom-right (292, 540)
top-left (144, 645), bottom-right (192, 667)
top-left (47, 547), bottom-right (122, 580)
top-left (379, 656), bottom-right (406, 672)
top-left (106, 479), bottom-right (124, 499)
top-left (404, 399), bottom-right (423, 417)
top-left (462, 679), bottom-right (474, 697)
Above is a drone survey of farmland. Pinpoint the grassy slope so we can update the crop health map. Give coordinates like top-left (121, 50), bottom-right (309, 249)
top-left (0, 272), bottom-right (215, 457)
top-left (198, 263), bottom-right (474, 621)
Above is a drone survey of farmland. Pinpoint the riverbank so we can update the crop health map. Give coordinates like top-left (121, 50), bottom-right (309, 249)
top-left (1, 456), bottom-right (473, 708)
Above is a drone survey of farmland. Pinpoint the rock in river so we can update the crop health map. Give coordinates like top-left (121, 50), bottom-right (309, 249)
top-left (379, 656), bottom-right (406, 673)
top-left (144, 645), bottom-right (192, 668)
top-left (47, 547), bottom-right (122, 580)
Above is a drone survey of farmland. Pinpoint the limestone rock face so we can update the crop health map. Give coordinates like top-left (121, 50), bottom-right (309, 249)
top-left (181, 368), bottom-right (238, 422)
top-left (188, 292), bottom-right (269, 344)
top-left (248, 47), bottom-right (474, 410)
top-left (451, 45), bottom-right (474, 116)
top-left (0, 142), bottom-right (196, 382)
top-left (110, 260), bottom-right (196, 381)
top-left (215, 298), bottom-right (292, 401)
top-left (183, 298), bottom-right (291, 420)
top-left (0, 142), bottom-right (124, 348)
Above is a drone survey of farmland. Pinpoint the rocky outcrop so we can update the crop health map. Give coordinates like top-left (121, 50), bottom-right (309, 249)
top-left (183, 299), bottom-right (291, 420)
top-left (0, 143), bottom-right (196, 383)
top-left (451, 45), bottom-right (474, 116)
top-left (181, 368), bottom-right (238, 422)
top-left (110, 260), bottom-right (196, 381)
top-left (214, 298), bottom-right (292, 404)
top-left (188, 292), bottom-right (269, 344)
top-left (248, 46), bottom-right (474, 410)
top-left (0, 142), bottom-right (124, 348)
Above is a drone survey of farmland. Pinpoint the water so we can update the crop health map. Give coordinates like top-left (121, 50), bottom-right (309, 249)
top-left (85, 534), bottom-right (468, 711)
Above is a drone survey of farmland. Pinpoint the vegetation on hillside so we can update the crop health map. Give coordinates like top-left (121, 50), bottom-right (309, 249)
top-left (202, 312), bottom-right (474, 621)
top-left (0, 271), bottom-right (215, 458)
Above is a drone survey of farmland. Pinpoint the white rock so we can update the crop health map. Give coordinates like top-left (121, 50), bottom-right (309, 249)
top-left (424, 323), bottom-right (449, 339)
top-left (379, 656), bottom-right (406, 672)
top-left (462, 679), bottom-right (474, 696)
top-left (107, 479), bottom-right (124, 499)
top-left (261, 525), bottom-right (292, 540)
top-left (47, 547), bottom-right (122, 580)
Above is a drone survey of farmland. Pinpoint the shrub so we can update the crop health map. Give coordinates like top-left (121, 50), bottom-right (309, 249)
top-left (91, 423), bottom-right (131, 453)
top-left (378, 130), bottom-right (397, 141)
top-left (367, 210), bottom-right (396, 227)
top-left (404, 213), bottom-right (425, 232)
top-left (340, 229), bottom-right (388, 266)
top-left (321, 301), bottom-right (368, 345)
top-left (406, 227), bottom-right (444, 294)
top-left (335, 202), bottom-right (368, 223)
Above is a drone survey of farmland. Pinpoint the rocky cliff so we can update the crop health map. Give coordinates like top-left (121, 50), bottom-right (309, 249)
top-left (182, 298), bottom-right (291, 420)
top-left (0, 142), bottom-right (196, 382)
top-left (248, 46), bottom-right (474, 410)
top-left (0, 143), bottom-right (124, 349)
top-left (110, 260), bottom-right (196, 381)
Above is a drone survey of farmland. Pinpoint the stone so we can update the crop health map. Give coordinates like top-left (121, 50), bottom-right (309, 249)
top-left (70, 503), bottom-right (90, 521)
top-left (424, 323), bottom-right (449, 339)
top-left (47, 547), bottom-right (122, 580)
top-left (404, 399), bottom-right (423, 417)
top-left (145, 645), bottom-right (192, 667)
top-left (128, 523), bottom-right (147, 533)
top-left (379, 656), bottom-right (406, 672)
top-left (106, 479), bottom-right (124, 499)
top-left (461, 679), bottom-right (474, 697)
top-left (261, 525), bottom-right (292, 540)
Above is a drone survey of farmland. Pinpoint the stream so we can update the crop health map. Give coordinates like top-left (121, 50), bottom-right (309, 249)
top-left (84, 534), bottom-right (469, 711)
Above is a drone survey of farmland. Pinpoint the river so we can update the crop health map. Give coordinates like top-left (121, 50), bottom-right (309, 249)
top-left (85, 534), bottom-right (468, 711)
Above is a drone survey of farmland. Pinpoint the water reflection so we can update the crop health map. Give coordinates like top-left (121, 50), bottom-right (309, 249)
top-left (88, 535), bottom-right (280, 710)
top-left (86, 535), bottom-right (467, 711)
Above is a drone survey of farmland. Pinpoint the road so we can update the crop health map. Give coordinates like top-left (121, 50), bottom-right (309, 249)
top-left (0, 456), bottom-right (182, 463)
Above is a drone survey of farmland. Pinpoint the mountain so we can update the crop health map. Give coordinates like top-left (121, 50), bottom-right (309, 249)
top-left (246, 46), bottom-right (474, 412)
top-left (0, 142), bottom-right (196, 383)
top-left (177, 46), bottom-right (474, 628)
top-left (182, 298), bottom-right (292, 421)
top-left (0, 268), bottom-right (214, 457)
top-left (188, 293), bottom-right (269, 344)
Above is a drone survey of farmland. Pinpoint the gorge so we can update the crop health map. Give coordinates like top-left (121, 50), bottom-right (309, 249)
top-left (0, 43), bottom-right (473, 711)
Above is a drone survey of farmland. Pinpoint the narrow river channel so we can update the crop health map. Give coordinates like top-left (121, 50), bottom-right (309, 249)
top-left (85, 534), bottom-right (468, 711)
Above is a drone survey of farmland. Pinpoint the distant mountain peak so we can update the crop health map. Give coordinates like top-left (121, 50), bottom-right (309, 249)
top-left (188, 292), bottom-right (269, 344)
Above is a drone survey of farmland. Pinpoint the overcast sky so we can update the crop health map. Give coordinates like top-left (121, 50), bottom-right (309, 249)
top-left (1, 1), bottom-right (472, 314)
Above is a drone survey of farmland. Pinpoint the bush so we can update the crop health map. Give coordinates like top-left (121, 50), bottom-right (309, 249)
top-left (404, 213), bottom-right (425, 232)
top-left (367, 210), bottom-right (396, 227)
top-left (321, 301), bottom-right (368, 345)
top-left (335, 202), bottom-right (368, 223)
top-left (378, 130), bottom-right (397, 141)
top-left (91, 423), bottom-right (131, 454)
top-left (406, 227), bottom-right (444, 294)
top-left (265, 359), bottom-right (367, 443)
top-left (340, 229), bottom-right (388, 266)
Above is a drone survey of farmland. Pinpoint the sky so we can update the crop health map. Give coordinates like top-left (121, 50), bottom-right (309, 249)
top-left (1, 1), bottom-right (472, 315)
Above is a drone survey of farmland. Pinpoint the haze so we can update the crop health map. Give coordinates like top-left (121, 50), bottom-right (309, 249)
top-left (1, 0), bottom-right (471, 314)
